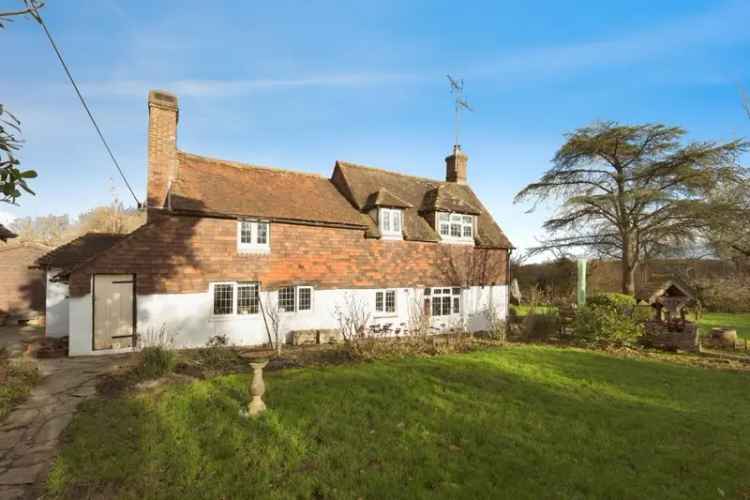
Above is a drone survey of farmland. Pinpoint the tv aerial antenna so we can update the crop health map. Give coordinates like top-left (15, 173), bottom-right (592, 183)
top-left (447, 74), bottom-right (473, 148)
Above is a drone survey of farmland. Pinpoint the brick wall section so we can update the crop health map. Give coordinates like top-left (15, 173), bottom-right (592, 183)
top-left (147, 91), bottom-right (179, 214)
top-left (0, 245), bottom-right (46, 317)
top-left (68, 215), bottom-right (508, 297)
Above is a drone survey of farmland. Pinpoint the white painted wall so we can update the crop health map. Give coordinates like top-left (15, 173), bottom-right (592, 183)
top-left (45, 269), bottom-right (70, 338)
top-left (68, 284), bottom-right (508, 355)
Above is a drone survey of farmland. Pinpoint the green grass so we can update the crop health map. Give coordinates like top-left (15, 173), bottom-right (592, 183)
top-left (510, 304), bottom-right (557, 316)
top-left (47, 345), bottom-right (750, 500)
top-left (695, 312), bottom-right (750, 340)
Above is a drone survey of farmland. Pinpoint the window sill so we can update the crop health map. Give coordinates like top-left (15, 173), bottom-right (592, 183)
top-left (438, 238), bottom-right (475, 246)
top-left (373, 312), bottom-right (398, 319)
top-left (238, 245), bottom-right (270, 255)
top-left (209, 314), bottom-right (262, 322)
top-left (380, 233), bottom-right (403, 241)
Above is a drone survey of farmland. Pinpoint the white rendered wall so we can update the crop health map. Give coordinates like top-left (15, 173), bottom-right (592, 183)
top-left (68, 294), bottom-right (92, 356)
top-left (68, 284), bottom-right (508, 355)
top-left (45, 269), bottom-right (70, 338)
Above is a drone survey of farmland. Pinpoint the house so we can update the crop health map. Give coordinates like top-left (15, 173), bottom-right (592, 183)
top-left (53, 90), bottom-right (512, 356)
top-left (0, 242), bottom-right (48, 325)
top-left (35, 233), bottom-right (127, 337)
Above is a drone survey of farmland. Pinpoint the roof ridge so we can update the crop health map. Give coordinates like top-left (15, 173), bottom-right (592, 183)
top-left (179, 151), bottom-right (326, 179)
top-left (336, 160), bottom-right (443, 184)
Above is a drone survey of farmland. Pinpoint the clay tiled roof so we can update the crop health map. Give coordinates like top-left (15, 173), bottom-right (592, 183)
top-left (364, 188), bottom-right (413, 209)
top-left (171, 152), bottom-right (366, 227)
top-left (636, 275), bottom-right (697, 304)
top-left (36, 233), bottom-right (127, 270)
top-left (0, 223), bottom-right (16, 242)
top-left (333, 161), bottom-right (512, 248)
top-left (421, 185), bottom-right (481, 215)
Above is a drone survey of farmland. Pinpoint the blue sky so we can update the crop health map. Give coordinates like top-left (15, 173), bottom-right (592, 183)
top-left (1, 0), bottom-right (749, 254)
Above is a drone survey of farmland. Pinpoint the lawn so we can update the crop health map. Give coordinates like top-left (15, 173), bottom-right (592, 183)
top-left (47, 345), bottom-right (750, 500)
top-left (695, 312), bottom-right (750, 340)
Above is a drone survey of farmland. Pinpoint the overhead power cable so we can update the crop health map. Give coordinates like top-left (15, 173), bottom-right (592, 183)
top-left (28, 5), bottom-right (142, 207)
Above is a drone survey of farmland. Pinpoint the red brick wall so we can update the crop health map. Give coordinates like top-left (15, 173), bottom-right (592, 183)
top-left (69, 215), bottom-right (508, 297)
top-left (0, 245), bottom-right (46, 317)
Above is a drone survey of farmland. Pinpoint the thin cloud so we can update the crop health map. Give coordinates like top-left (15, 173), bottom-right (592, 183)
top-left (81, 72), bottom-right (424, 98)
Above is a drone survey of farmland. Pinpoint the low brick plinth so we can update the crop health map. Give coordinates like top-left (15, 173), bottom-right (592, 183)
top-left (641, 321), bottom-right (700, 353)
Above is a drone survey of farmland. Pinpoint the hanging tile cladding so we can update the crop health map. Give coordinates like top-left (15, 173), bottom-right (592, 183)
top-left (68, 215), bottom-right (508, 297)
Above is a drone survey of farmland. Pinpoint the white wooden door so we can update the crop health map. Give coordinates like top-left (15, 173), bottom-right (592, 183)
top-left (93, 274), bottom-right (134, 350)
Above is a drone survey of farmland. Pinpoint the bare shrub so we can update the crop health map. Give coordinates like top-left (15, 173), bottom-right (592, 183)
top-left (261, 294), bottom-right (284, 355)
top-left (136, 325), bottom-right (176, 379)
top-left (483, 305), bottom-right (507, 342)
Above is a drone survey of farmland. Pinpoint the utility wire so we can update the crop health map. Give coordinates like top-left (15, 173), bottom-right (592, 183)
top-left (29, 6), bottom-right (142, 208)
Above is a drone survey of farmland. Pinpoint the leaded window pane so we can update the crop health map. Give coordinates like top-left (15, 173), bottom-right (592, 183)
top-left (375, 291), bottom-right (384, 312)
top-left (381, 210), bottom-right (391, 232)
top-left (432, 298), bottom-right (441, 316)
top-left (240, 221), bottom-right (253, 244)
top-left (393, 211), bottom-right (401, 232)
top-left (450, 223), bottom-right (461, 237)
top-left (298, 287), bottom-right (312, 311)
top-left (257, 222), bottom-right (268, 245)
top-left (385, 291), bottom-right (396, 313)
top-left (453, 297), bottom-right (460, 314)
top-left (213, 284), bottom-right (233, 315)
top-left (237, 283), bottom-right (259, 315)
top-left (463, 225), bottom-right (473, 238)
top-left (279, 286), bottom-right (296, 312)
top-left (441, 297), bottom-right (451, 315)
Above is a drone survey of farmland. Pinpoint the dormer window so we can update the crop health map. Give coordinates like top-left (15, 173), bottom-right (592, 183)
top-left (379, 208), bottom-right (403, 239)
top-left (437, 213), bottom-right (474, 243)
top-left (237, 220), bottom-right (270, 253)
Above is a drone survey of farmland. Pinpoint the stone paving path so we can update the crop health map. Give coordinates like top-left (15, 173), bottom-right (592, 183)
top-left (0, 352), bottom-right (129, 500)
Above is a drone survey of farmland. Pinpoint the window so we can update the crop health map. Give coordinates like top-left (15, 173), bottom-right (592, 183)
top-left (379, 208), bottom-right (403, 238)
top-left (298, 287), bottom-right (312, 312)
top-left (237, 283), bottom-right (259, 315)
top-left (237, 220), bottom-right (270, 252)
top-left (212, 282), bottom-right (261, 316)
top-left (424, 287), bottom-right (461, 317)
top-left (213, 284), bottom-right (234, 315)
top-left (375, 290), bottom-right (397, 314)
top-left (278, 286), bottom-right (314, 313)
top-left (278, 286), bottom-right (296, 312)
top-left (437, 213), bottom-right (474, 243)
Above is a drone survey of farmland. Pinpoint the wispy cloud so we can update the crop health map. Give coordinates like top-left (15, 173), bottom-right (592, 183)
top-left (80, 72), bottom-right (424, 98)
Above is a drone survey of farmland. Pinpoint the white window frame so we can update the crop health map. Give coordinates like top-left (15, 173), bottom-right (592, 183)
top-left (374, 289), bottom-right (398, 316)
top-left (437, 212), bottom-right (475, 244)
top-left (423, 287), bottom-right (461, 317)
top-left (277, 285), bottom-right (314, 314)
top-left (379, 208), bottom-right (403, 240)
top-left (237, 220), bottom-right (271, 253)
top-left (210, 281), bottom-right (261, 318)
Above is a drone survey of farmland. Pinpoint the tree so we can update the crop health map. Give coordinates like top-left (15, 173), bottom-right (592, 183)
top-left (515, 122), bottom-right (749, 295)
top-left (1, 1), bottom-right (44, 204)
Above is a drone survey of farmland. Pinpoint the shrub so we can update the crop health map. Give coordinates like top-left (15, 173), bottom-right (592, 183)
top-left (587, 293), bottom-right (636, 311)
top-left (522, 312), bottom-right (559, 341)
top-left (139, 346), bottom-right (176, 379)
top-left (697, 277), bottom-right (750, 313)
top-left (574, 294), bottom-right (642, 344)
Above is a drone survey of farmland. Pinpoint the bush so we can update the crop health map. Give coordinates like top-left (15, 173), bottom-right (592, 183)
top-left (587, 293), bottom-right (636, 311)
top-left (138, 346), bottom-right (176, 379)
top-left (522, 312), bottom-right (559, 341)
top-left (574, 293), bottom-right (642, 344)
top-left (697, 277), bottom-right (750, 313)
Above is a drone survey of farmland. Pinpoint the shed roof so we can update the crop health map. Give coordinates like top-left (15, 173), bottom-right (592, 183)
top-left (36, 233), bottom-right (127, 270)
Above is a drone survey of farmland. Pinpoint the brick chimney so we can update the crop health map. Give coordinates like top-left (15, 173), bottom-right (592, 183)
top-left (147, 90), bottom-right (179, 219)
top-left (445, 145), bottom-right (468, 184)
